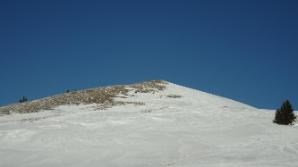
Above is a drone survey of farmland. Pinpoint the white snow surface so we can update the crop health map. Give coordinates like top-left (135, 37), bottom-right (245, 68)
top-left (1, 82), bottom-right (298, 167)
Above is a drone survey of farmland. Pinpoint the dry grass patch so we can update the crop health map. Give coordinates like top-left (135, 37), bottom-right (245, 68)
top-left (131, 80), bottom-right (167, 93)
top-left (0, 80), bottom-right (168, 114)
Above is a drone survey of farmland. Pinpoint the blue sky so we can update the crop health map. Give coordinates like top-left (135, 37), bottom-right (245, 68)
top-left (0, 0), bottom-right (297, 109)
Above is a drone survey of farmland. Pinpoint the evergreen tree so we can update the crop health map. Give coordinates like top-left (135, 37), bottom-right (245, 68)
top-left (19, 96), bottom-right (28, 103)
top-left (273, 100), bottom-right (296, 125)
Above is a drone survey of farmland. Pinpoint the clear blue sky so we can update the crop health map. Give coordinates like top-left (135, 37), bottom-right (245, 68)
top-left (0, 0), bottom-right (297, 109)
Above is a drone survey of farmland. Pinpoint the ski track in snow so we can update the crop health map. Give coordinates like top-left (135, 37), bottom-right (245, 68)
top-left (0, 82), bottom-right (297, 167)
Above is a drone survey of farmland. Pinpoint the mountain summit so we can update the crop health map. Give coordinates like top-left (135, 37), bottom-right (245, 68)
top-left (0, 80), bottom-right (297, 167)
top-left (0, 80), bottom-right (253, 114)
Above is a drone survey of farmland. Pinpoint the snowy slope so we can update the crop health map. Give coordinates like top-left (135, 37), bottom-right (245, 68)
top-left (0, 81), bottom-right (297, 167)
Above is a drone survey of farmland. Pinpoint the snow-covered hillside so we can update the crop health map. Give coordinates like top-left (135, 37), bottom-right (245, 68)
top-left (0, 81), bottom-right (297, 167)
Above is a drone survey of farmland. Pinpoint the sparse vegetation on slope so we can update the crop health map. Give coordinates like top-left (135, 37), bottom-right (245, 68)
top-left (0, 80), bottom-right (167, 114)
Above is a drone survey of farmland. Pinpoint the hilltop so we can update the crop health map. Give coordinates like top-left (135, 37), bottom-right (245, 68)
top-left (0, 80), bottom-right (297, 167)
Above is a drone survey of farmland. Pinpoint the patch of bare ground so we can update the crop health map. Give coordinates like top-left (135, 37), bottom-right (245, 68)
top-left (131, 80), bottom-right (166, 93)
top-left (166, 94), bottom-right (182, 98)
top-left (0, 80), bottom-right (168, 114)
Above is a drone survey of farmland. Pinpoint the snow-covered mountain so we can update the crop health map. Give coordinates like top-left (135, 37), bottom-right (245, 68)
top-left (0, 80), bottom-right (297, 167)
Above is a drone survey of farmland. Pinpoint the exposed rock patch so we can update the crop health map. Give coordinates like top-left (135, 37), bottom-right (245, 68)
top-left (166, 94), bottom-right (182, 98)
